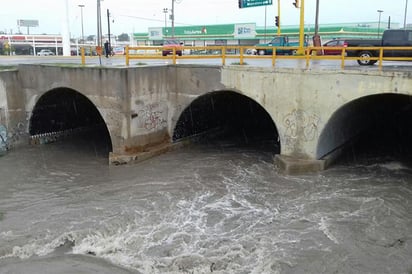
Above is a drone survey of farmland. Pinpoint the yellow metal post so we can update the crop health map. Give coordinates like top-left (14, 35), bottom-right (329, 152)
top-left (240, 46), bottom-right (244, 65)
top-left (272, 50), bottom-right (277, 67)
top-left (378, 48), bottom-right (384, 71)
top-left (277, 0), bottom-right (281, 36)
top-left (172, 48), bottom-right (177, 65)
top-left (297, 0), bottom-right (305, 55)
top-left (341, 48), bottom-right (346, 69)
top-left (126, 45), bottom-right (130, 66)
top-left (222, 46), bottom-right (226, 66)
top-left (81, 47), bottom-right (85, 65)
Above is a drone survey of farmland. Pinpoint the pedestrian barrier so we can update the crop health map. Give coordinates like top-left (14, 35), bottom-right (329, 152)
top-left (81, 45), bottom-right (412, 71)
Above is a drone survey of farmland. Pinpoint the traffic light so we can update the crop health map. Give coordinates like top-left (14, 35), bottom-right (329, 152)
top-left (275, 16), bottom-right (280, 27)
top-left (293, 0), bottom-right (299, 8)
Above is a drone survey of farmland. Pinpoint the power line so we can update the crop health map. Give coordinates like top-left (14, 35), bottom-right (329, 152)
top-left (117, 14), bottom-right (196, 27)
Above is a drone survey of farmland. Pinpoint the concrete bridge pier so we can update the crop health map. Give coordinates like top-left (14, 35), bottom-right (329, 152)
top-left (274, 155), bottom-right (326, 175)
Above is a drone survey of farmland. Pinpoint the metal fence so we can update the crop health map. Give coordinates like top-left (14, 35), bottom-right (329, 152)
top-left (80, 45), bottom-right (412, 71)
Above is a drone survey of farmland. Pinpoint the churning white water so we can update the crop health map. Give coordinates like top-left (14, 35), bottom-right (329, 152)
top-left (0, 140), bottom-right (411, 274)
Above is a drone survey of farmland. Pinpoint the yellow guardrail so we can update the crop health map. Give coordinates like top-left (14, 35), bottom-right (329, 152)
top-left (82, 45), bottom-right (412, 70)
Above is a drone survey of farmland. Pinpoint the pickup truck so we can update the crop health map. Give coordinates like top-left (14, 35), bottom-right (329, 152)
top-left (345, 29), bottom-right (412, 65)
top-left (255, 35), bottom-right (308, 55)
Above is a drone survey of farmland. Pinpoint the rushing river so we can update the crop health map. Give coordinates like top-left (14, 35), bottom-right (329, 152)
top-left (0, 135), bottom-right (411, 274)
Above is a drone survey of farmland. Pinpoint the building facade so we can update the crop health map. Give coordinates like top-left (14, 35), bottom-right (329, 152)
top-left (1, 21), bottom-right (406, 55)
top-left (133, 21), bottom-right (401, 46)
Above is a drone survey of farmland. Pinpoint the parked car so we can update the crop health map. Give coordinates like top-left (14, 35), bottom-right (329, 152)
top-left (245, 48), bottom-right (257, 55)
top-left (162, 39), bottom-right (183, 56)
top-left (322, 39), bottom-right (348, 55)
top-left (37, 49), bottom-right (55, 56)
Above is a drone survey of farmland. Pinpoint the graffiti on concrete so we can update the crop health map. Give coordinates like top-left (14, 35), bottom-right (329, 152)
top-left (136, 103), bottom-right (167, 131)
top-left (171, 104), bottom-right (183, 125)
top-left (283, 109), bottom-right (320, 146)
top-left (9, 122), bottom-right (25, 144)
top-left (0, 124), bottom-right (7, 154)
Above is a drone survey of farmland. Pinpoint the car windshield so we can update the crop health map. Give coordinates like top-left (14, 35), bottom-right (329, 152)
top-left (163, 40), bottom-right (180, 45)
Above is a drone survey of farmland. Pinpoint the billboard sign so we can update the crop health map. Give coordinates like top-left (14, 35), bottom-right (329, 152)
top-left (17, 20), bottom-right (39, 27)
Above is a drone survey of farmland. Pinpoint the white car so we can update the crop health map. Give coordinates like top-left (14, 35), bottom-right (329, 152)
top-left (37, 49), bottom-right (55, 56)
top-left (245, 48), bottom-right (257, 55)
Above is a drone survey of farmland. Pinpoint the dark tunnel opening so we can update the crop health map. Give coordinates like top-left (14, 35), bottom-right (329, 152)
top-left (173, 91), bottom-right (280, 154)
top-left (29, 88), bottom-right (112, 156)
top-left (318, 94), bottom-right (412, 167)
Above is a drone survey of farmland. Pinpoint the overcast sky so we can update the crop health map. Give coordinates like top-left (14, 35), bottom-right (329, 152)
top-left (0, 0), bottom-right (409, 37)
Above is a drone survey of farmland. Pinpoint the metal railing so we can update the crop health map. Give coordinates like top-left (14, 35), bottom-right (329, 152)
top-left (80, 45), bottom-right (412, 70)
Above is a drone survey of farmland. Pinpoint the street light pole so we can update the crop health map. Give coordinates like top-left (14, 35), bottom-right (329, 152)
top-left (78, 4), bottom-right (85, 43)
top-left (277, 0), bottom-right (280, 36)
top-left (264, 6), bottom-right (267, 42)
top-left (312, 0), bottom-right (321, 55)
top-left (107, 9), bottom-right (111, 50)
top-left (171, 0), bottom-right (175, 38)
top-left (377, 10), bottom-right (383, 38)
top-left (97, 0), bottom-right (103, 47)
top-left (404, 0), bottom-right (409, 29)
top-left (163, 8), bottom-right (168, 38)
top-left (314, 0), bottom-right (319, 35)
top-left (298, 0), bottom-right (305, 54)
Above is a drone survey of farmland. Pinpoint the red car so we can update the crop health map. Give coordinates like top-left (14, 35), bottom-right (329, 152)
top-left (322, 39), bottom-right (348, 55)
top-left (162, 39), bottom-right (183, 56)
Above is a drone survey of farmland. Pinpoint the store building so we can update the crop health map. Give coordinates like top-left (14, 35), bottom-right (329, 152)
top-left (133, 21), bottom-right (401, 46)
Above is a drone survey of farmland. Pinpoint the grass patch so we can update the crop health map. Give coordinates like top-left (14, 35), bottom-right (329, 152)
top-left (40, 63), bottom-right (85, 68)
top-left (0, 65), bottom-right (17, 71)
top-left (230, 62), bottom-right (248, 65)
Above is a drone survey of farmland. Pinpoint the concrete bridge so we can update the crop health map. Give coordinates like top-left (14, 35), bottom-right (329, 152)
top-left (1, 64), bottom-right (411, 173)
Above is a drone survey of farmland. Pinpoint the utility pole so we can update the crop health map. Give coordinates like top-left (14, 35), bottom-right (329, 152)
top-left (78, 5), bottom-right (85, 43)
top-left (107, 9), bottom-right (111, 49)
top-left (96, 0), bottom-right (103, 64)
top-left (264, 6), bottom-right (267, 42)
top-left (62, 0), bottom-right (71, 56)
top-left (163, 8), bottom-right (168, 37)
top-left (404, 0), bottom-right (409, 29)
top-left (312, 0), bottom-right (321, 54)
top-left (298, 0), bottom-right (305, 54)
top-left (97, 0), bottom-right (103, 48)
top-left (277, 0), bottom-right (280, 36)
top-left (314, 0), bottom-right (319, 35)
top-left (377, 10), bottom-right (383, 38)
top-left (171, 0), bottom-right (175, 38)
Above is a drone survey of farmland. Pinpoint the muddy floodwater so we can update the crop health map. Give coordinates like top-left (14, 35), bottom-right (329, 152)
top-left (0, 138), bottom-right (411, 274)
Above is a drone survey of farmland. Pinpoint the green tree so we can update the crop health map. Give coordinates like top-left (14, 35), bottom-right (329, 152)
top-left (117, 33), bottom-right (130, 42)
top-left (87, 35), bottom-right (96, 42)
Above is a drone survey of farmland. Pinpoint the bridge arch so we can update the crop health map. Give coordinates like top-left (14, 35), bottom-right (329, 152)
top-left (317, 93), bottom-right (412, 165)
top-left (29, 87), bottom-right (113, 153)
top-left (172, 90), bottom-right (280, 153)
